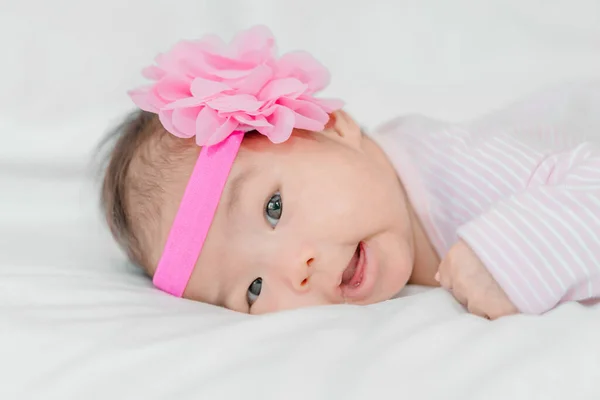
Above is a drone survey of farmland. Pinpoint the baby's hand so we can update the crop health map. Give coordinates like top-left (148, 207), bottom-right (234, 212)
top-left (436, 240), bottom-right (518, 320)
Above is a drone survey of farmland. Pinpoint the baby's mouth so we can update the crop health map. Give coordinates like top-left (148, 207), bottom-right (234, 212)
top-left (340, 243), bottom-right (365, 288)
top-left (340, 241), bottom-right (376, 303)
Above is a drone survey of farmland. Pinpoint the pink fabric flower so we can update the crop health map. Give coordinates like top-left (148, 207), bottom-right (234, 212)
top-left (128, 26), bottom-right (344, 146)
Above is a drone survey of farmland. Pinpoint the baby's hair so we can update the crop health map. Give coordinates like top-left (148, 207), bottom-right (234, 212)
top-left (98, 110), bottom-right (196, 273)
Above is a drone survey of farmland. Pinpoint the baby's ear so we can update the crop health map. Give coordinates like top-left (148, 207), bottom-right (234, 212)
top-left (324, 110), bottom-right (363, 150)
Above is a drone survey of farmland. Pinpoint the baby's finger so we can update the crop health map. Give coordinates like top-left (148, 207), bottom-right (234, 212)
top-left (436, 267), bottom-right (453, 290)
top-left (449, 274), bottom-right (472, 308)
top-left (485, 301), bottom-right (519, 320)
top-left (467, 302), bottom-right (490, 319)
top-left (451, 287), bottom-right (468, 307)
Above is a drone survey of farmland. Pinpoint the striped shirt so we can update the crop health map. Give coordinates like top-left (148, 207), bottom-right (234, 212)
top-left (372, 96), bottom-right (600, 314)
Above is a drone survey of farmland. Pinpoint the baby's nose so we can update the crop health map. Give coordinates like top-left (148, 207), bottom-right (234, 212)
top-left (293, 257), bottom-right (314, 292)
top-left (277, 244), bottom-right (316, 293)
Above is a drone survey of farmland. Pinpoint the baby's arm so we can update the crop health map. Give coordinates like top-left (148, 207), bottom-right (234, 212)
top-left (456, 143), bottom-right (600, 314)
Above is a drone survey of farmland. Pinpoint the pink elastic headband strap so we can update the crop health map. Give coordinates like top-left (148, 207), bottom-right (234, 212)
top-left (153, 131), bottom-right (244, 297)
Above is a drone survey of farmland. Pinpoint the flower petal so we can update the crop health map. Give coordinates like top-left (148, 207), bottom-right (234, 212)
top-left (278, 97), bottom-right (329, 125)
top-left (233, 113), bottom-right (273, 128)
top-left (206, 94), bottom-right (264, 113)
top-left (172, 106), bottom-right (202, 137)
top-left (275, 51), bottom-right (330, 93)
top-left (155, 41), bottom-right (199, 73)
top-left (231, 25), bottom-right (276, 62)
top-left (205, 117), bottom-right (239, 146)
top-left (142, 65), bottom-right (166, 80)
top-left (258, 78), bottom-right (307, 101)
top-left (128, 86), bottom-right (161, 113)
top-left (155, 75), bottom-right (192, 101)
top-left (200, 49), bottom-right (257, 79)
top-left (202, 64), bottom-right (255, 80)
top-left (291, 112), bottom-right (326, 132)
top-left (306, 97), bottom-right (345, 113)
top-left (203, 50), bottom-right (256, 70)
top-left (158, 109), bottom-right (189, 138)
top-left (195, 107), bottom-right (224, 145)
top-left (231, 64), bottom-right (273, 94)
top-left (262, 106), bottom-right (295, 143)
top-left (163, 96), bottom-right (207, 110)
top-left (190, 78), bottom-right (231, 99)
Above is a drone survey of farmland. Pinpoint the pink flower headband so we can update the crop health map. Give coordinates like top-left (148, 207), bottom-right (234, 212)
top-left (128, 26), bottom-right (343, 297)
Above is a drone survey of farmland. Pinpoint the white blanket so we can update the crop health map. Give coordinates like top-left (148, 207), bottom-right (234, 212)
top-left (2, 1), bottom-right (600, 399)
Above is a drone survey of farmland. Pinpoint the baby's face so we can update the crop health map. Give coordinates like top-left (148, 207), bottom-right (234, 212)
top-left (152, 111), bottom-right (415, 314)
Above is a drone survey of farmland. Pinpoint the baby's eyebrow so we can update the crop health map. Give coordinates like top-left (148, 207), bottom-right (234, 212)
top-left (225, 166), bottom-right (256, 216)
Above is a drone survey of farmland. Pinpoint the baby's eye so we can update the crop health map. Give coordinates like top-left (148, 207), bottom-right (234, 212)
top-left (247, 278), bottom-right (262, 307)
top-left (265, 192), bottom-right (282, 227)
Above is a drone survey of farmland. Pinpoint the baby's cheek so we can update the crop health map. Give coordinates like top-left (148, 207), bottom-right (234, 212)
top-left (181, 272), bottom-right (219, 307)
top-left (381, 264), bottom-right (411, 301)
top-left (377, 239), bottom-right (413, 301)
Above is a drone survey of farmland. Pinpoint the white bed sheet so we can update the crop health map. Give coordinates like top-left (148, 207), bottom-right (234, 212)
top-left (2, 0), bottom-right (600, 399)
top-left (1, 209), bottom-right (599, 400)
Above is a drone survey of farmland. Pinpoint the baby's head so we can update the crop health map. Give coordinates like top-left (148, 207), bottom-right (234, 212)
top-left (101, 26), bottom-right (416, 314)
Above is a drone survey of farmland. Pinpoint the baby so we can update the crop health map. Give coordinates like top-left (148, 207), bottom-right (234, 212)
top-left (100, 26), bottom-right (600, 318)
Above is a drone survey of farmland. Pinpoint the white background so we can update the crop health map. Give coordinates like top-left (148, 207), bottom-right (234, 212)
top-left (1, 0), bottom-right (600, 163)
